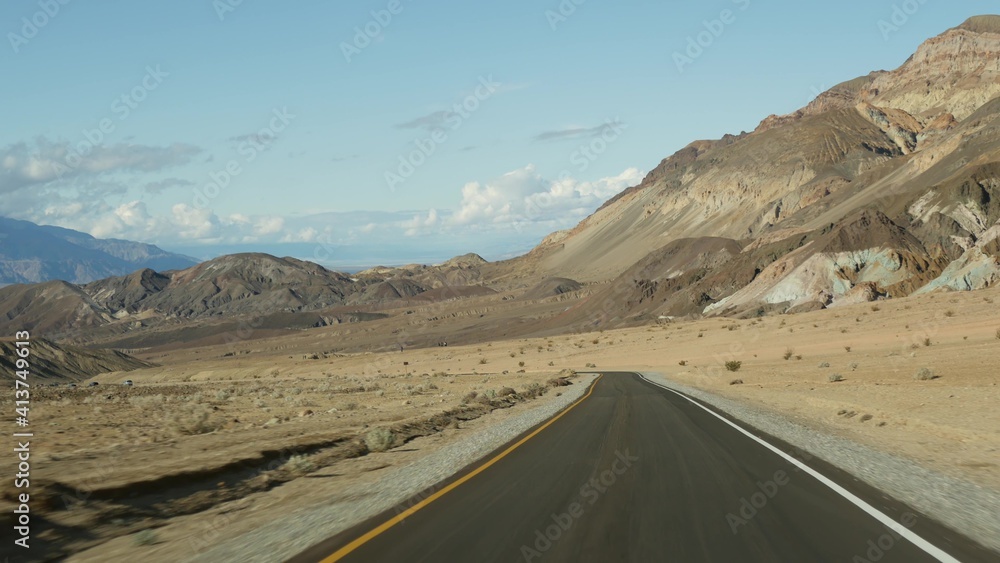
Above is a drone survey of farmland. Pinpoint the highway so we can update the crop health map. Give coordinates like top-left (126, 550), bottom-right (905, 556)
top-left (291, 372), bottom-right (994, 562)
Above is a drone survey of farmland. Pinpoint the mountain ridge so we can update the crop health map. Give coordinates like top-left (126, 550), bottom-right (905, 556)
top-left (3, 16), bottom-right (1000, 343)
top-left (0, 217), bottom-right (198, 285)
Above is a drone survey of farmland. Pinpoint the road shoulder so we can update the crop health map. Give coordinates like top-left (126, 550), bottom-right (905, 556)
top-left (641, 371), bottom-right (1000, 555)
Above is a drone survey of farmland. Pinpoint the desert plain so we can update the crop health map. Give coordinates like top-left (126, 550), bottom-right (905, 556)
top-left (1, 279), bottom-right (997, 560)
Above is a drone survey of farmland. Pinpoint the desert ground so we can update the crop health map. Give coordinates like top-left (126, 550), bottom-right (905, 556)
top-left (1, 282), bottom-right (998, 560)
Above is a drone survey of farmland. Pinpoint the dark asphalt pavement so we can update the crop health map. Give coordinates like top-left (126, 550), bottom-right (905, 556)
top-left (292, 372), bottom-right (994, 563)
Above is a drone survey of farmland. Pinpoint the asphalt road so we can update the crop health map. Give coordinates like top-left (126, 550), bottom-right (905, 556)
top-left (292, 372), bottom-right (994, 562)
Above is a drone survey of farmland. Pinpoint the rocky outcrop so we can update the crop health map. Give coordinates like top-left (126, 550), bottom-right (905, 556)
top-left (516, 16), bottom-right (1000, 317)
top-left (0, 338), bottom-right (152, 381)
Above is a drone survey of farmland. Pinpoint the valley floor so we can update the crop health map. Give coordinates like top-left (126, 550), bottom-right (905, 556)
top-left (1, 284), bottom-right (997, 560)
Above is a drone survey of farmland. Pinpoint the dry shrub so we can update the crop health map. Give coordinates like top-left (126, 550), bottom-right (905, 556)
top-left (365, 428), bottom-right (396, 452)
top-left (170, 404), bottom-right (220, 435)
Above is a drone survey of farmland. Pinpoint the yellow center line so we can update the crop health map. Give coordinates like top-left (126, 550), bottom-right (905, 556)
top-left (319, 373), bottom-right (605, 562)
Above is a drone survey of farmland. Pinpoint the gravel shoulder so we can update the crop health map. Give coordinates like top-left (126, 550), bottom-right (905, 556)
top-left (643, 371), bottom-right (1000, 554)
top-left (195, 373), bottom-right (597, 562)
top-left (67, 373), bottom-right (597, 562)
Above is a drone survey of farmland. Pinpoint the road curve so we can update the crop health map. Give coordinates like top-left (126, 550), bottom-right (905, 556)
top-left (290, 372), bottom-right (995, 563)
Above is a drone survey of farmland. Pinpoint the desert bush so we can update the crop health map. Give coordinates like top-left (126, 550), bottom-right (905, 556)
top-left (729, 379), bottom-right (743, 385)
top-left (214, 390), bottom-right (231, 401)
top-left (170, 404), bottom-right (220, 435)
top-left (850, 362), bottom-right (859, 371)
top-left (509, 352), bottom-right (516, 358)
top-left (914, 367), bottom-right (936, 381)
top-left (923, 338), bottom-right (932, 347)
top-left (995, 327), bottom-right (1000, 340)
top-left (844, 346), bottom-right (852, 353)
top-left (133, 529), bottom-right (159, 546)
top-left (130, 394), bottom-right (165, 407)
top-left (870, 304), bottom-right (880, 312)
top-left (944, 310), bottom-right (955, 318)
top-left (725, 361), bottom-right (742, 372)
top-left (268, 368), bottom-right (280, 377)
top-left (461, 391), bottom-right (478, 403)
top-left (518, 361), bottom-right (525, 367)
top-left (365, 428), bottom-right (396, 452)
top-left (479, 358), bottom-right (488, 365)
top-left (497, 387), bottom-right (516, 397)
top-left (828, 373), bottom-right (844, 383)
top-left (818, 362), bottom-right (830, 368)
top-left (783, 349), bottom-right (794, 361)
top-left (522, 382), bottom-right (546, 399)
top-left (678, 360), bottom-right (687, 366)
top-left (283, 454), bottom-right (316, 474)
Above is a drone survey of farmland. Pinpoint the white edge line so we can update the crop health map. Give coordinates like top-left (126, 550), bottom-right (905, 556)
top-left (637, 373), bottom-right (960, 563)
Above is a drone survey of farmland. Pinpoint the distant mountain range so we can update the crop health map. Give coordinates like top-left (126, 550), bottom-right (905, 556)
top-left (3, 16), bottom-right (1000, 347)
top-left (0, 251), bottom-right (501, 346)
top-left (0, 217), bottom-right (198, 285)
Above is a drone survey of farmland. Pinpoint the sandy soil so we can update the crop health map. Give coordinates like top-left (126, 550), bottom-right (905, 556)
top-left (1, 285), bottom-right (997, 560)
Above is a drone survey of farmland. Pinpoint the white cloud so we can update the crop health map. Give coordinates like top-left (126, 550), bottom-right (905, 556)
top-left (402, 209), bottom-right (440, 237)
top-left (170, 203), bottom-right (220, 240)
top-left (0, 131), bottom-right (643, 259)
top-left (253, 216), bottom-right (285, 236)
top-left (280, 227), bottom-right (319, 243)
top-left (451, 165), bottom-right (642, 227)
top-left (0, 138), bottom-right (200, 193)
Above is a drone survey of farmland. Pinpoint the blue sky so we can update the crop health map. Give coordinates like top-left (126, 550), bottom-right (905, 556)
top-left (1, 0), bottom-right (995, 267)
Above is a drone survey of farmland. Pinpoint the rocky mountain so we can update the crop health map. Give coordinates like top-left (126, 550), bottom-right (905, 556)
top-left (0, 252), bottom-right (505, 343)
top-left (0, 217), bottom-right (198, 285)
top-left (3, 17), bottom-right (1000, 345)
top-left (0, 338), bottom-right (152, 381)
top-left (518, 15), bottom-right (1000, 321)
